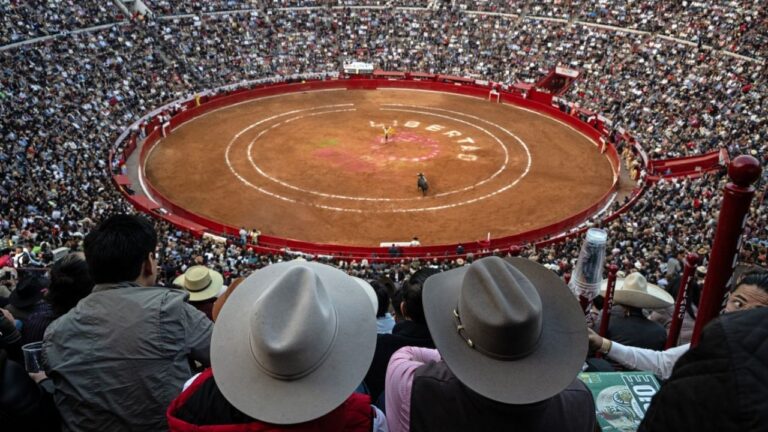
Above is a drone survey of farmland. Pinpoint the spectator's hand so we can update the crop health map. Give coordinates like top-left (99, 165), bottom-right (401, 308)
top-left (0, 308), bottom-right (21, 346)
top-left (29, 371), bottom-right (48, 383)
top-left (587, 328), bottom-right (603, 353)
top-left (212, 277), bottom-right (244, 322)
top-left (0, 307), bottom-right (14, 323)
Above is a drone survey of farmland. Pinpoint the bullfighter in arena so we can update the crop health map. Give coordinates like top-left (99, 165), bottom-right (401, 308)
top-left (383, 125), bottom-right (395, 143)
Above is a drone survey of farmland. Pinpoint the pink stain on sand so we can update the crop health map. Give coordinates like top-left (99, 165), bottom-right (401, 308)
top-left (370, 132), bottom-right (442, 162)
top-left (311, 132), bottom-right (443, 172)
top-left (312, 148), bottom-right (377, 173)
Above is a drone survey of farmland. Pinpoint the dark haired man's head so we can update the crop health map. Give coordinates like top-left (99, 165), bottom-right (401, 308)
top-left (47, 252), bottom-right (94, 316)
top-left (370, 280), bottom-right (391, 318)
top-left (726, 268), bottom-right (768, 313)
top-left (84, 215), bottom-right (157, 285)
top-left (401, 267), bottom-right (440, 324)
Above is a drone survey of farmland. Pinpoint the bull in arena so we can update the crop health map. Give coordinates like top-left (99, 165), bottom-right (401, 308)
top-left (417, 173), bottom-right (429, 196)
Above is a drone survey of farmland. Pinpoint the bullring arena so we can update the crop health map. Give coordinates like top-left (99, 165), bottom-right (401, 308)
top-left (3, 1), bottom-right (768, 431)
top-left (137, 79), bottom-right (617, 247)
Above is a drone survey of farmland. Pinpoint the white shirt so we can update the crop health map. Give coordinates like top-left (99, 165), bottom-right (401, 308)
top-left (607, 342), bottom-right (690, 380)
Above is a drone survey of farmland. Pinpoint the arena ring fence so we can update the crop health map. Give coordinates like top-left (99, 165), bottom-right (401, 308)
top-left (112, 72), bottom-right (640, 261)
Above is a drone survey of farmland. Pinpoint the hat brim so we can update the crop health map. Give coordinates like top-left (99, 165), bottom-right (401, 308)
top-left (211, 262), bottom-right (376, 424)
top-left (174, 270), bottom-right (224, 302)
top-left (424, 257), bottom-right (587, 405)
top-left (600, 279), bottom-right (674, 309)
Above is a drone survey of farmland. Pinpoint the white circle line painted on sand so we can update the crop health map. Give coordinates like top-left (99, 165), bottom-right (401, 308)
top-left (382, 104), bottom-right (533, 178)
top-left (223, 104), bottom-right (356, 206)
top-left (242, 106), bottom-right (513, 201)
top-left (382, 96), bottom-right (617, 183)
top-left (226, 105), bottom-right (533, 213)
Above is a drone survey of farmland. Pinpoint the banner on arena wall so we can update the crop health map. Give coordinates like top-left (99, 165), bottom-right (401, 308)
top-left (597, 114), bottom-right (612, 126)
top-left (555, 66), bottom-right (580, 78)
top-left (343, 62), bottom-right (374, 75)
top-left (203, 232), bottom-right (228, 244)
top-left (578, 372), bottom-right (660, 432)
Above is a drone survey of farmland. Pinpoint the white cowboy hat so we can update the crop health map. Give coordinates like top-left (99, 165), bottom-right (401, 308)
top-left (600, 273), bottom-right (674, 309)
top-left (173, 265), bottom-right (223, 302)
top-left (211, 261), bottom-right (376, 424)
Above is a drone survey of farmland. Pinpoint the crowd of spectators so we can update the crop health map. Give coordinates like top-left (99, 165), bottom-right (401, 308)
top-left (459, 1), bottom-right (767, 58)
top-left (0, 0), bottom-right (120, 46)
top-left (2, 215), bottom-right (767, 431)
top-left (0, 4), bottom-right (767, 429)
top-left (2, 6), bottom-right (766, 290)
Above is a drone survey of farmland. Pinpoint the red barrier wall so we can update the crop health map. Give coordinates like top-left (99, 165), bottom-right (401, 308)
top-left (116, 75), bottom-right (630, 259)
top-left (648, 150), bottom-right (722, 180)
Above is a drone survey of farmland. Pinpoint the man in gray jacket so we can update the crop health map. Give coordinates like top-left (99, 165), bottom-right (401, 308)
top-left (43, 214), bottom-right (213, 431)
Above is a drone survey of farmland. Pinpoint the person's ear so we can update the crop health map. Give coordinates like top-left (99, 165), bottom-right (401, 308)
top-left (142, 252), bottom-right (155, 277)
top-left (400, 301), bottom-right (407, 318)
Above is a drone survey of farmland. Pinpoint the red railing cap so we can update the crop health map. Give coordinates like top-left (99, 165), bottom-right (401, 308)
top-left (728, 155), bottom-right (762, 187)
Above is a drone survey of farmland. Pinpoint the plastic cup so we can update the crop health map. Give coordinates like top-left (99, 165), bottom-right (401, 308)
top-left (22, 341), bottom-right (44, 373)
top-left (569, 228), bottom-right (609, 308)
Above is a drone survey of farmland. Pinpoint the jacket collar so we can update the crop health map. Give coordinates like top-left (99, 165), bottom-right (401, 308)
top-left (392, 320), bottom-right (432, 340)
top-left (92, 281), bottom-right (143, 293)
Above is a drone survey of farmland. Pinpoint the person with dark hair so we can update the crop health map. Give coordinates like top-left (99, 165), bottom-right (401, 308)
top-left (589, 268), bottom-right (768, 380)
top-left (363, 267), bottom-right (439, 405)
top-left (6, 271), bottom-right (49, 322)
top-left (0, 308), bottom-right (60, 432)
top-left (639, 307), bottom-right (768, 432)
top-left (21, 252), bottom-right (94, 345)
top-left (43, 214), bottom-right (213, 432)
top-left (372, 280), bottom-right (395, 334)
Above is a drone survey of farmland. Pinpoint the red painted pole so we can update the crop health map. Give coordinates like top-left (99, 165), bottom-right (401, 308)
top-left (596, 264), bottom-right (619, 358)
top-left (690, 155), bottom-right (762, 346)
top-left (598, 264), bottom-right (620, 337)
top-left (665, 253), bottom-right (699, 349)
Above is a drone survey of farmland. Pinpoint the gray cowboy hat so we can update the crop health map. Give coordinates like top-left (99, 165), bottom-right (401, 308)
top-left (423, 256), bottom-right (587, 404)
top-left (211, 261), bottom-right (376, 424)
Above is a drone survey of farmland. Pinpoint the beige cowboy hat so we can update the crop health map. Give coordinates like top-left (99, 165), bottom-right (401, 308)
top-left (423, 256), bottom-right (587, 404)
top-left (211, 261), bottom-right (376, 424)
top-left (173, 265), bottom-right (224, 302)
top-left (600, 273), bottom-right (674, 309)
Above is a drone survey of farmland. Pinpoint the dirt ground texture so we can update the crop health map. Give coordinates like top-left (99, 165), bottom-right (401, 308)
top-left (145, 89), bottom-right (615, 246)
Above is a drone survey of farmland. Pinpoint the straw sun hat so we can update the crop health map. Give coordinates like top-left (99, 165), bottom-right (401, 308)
top-left (173, 265), bottom-right (224, 302)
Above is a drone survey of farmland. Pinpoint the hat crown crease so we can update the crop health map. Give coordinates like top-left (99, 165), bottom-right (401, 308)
top-left (249, 266), bottom-right (338, 381)
top-left (459, 259), bottom-right (543, 360)
top-left (625, 273), bottom-right (648, 293)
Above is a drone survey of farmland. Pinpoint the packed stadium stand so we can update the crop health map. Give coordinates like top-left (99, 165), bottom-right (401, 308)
top-left (1, 1), bottom-right (767, 430)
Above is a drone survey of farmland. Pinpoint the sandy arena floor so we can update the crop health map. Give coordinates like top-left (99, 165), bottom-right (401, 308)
top-left (144, 88), bottom-right (615, 246)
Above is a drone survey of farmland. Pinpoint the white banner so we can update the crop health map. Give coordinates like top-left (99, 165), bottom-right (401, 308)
top-left (555, 66), bottom-right (580, 78)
